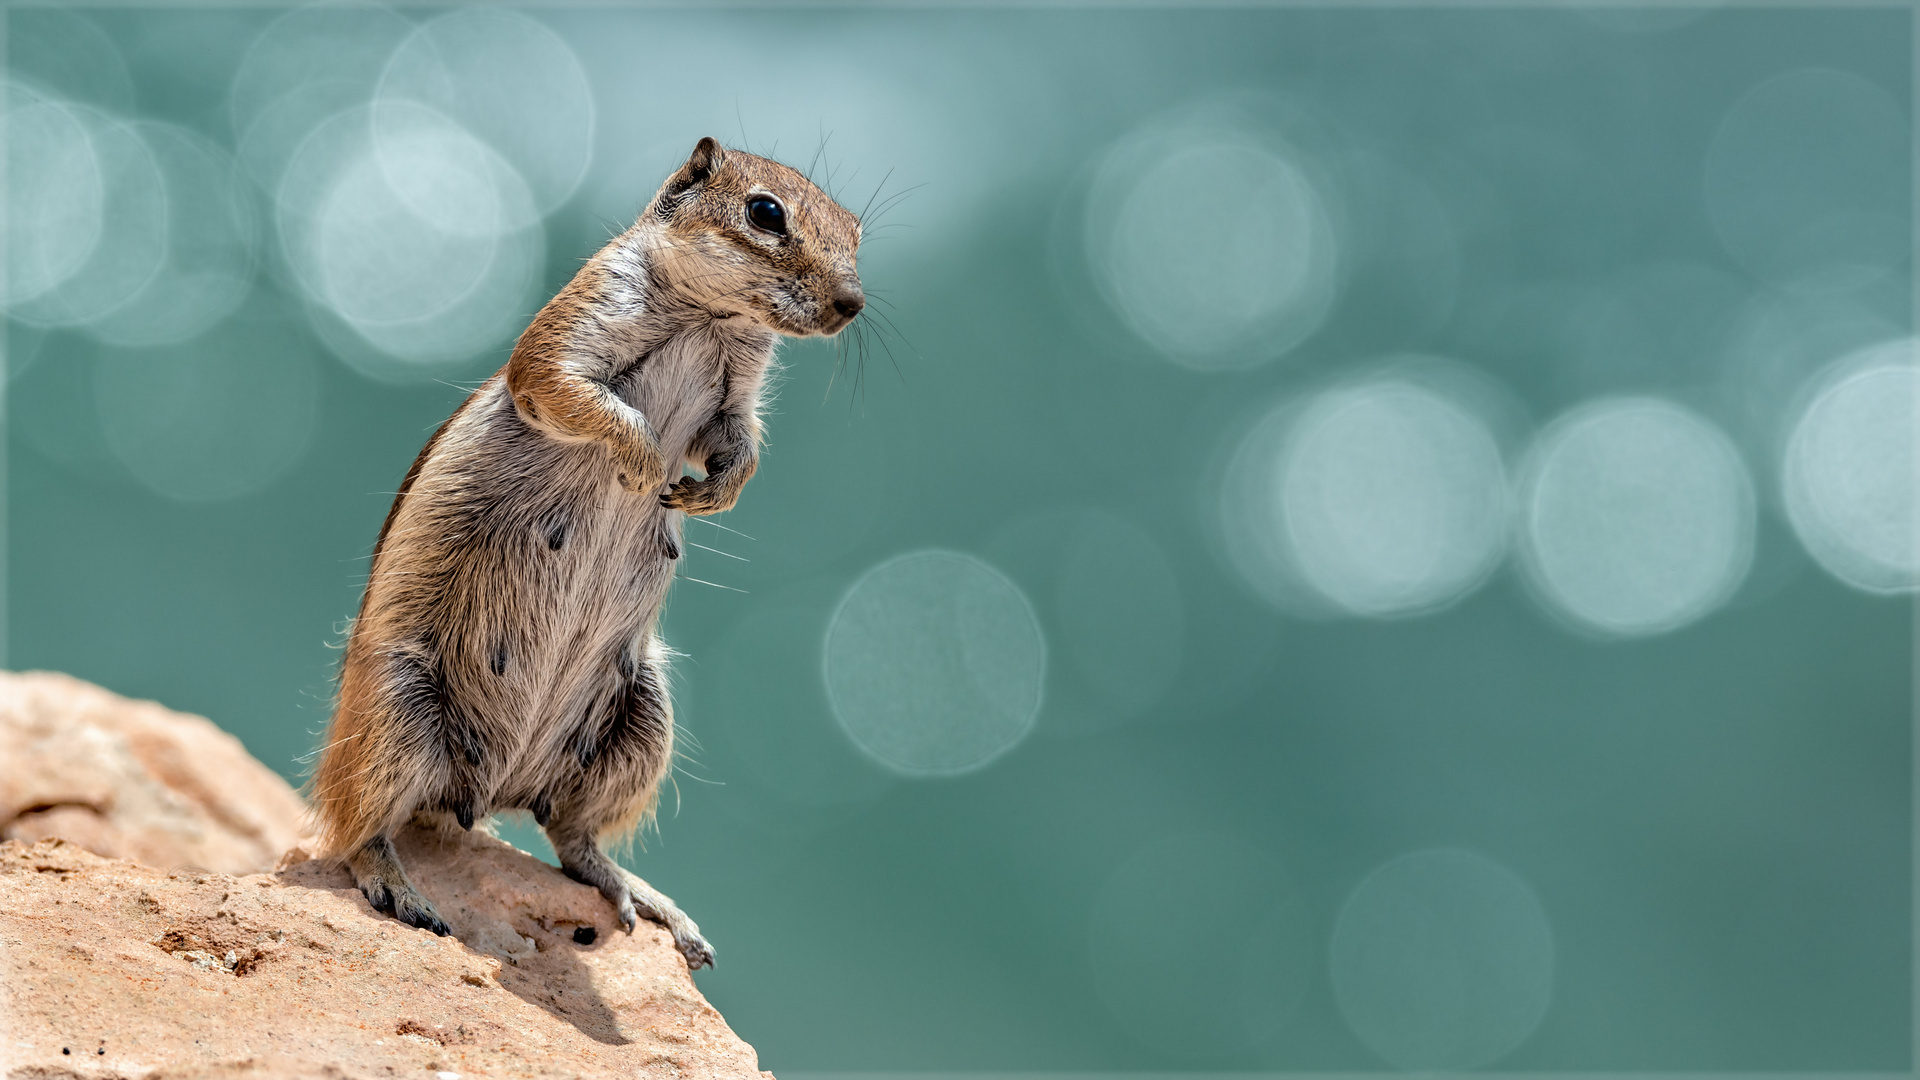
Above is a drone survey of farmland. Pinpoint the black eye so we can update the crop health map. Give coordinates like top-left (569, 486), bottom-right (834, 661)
top-left (746, 196), bottom-right (787, 235)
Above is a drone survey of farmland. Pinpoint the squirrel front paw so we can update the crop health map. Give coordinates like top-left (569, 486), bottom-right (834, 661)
top-left (614, 449), bottom-right (666, 494)
top-left (659, 475), bottom-right (739, 516)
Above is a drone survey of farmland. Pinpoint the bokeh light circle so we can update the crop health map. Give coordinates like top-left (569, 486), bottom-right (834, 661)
top-left (1782, 340), bottom-right (1920, 594)
top-left (1222, 365), bottom-right (1514, 619)
top-left (87, 121), bottom-right (259, 347)
top-left (824, 550), bottom-right (1044, 776)
top-left (368, 100), bottom-right (530, 239)
top-left (1518, 398), bottom-right (1755, 637)
top-left (277, 106), bottom-right (544, 378)
top-left (8, 104), bottom-right (168, 331)
top-left (1282, 382), bottom-right (1509, 616)
top-left (2, 91), bottom-right (104, 308)
top-left (1331, 848), bottom-right (1554, 1069)
top-left (230, 3), bottom-right (415, 195)
top-left (1089, 833), bottom-right (1311, 1057)
top-left (377, 8), bottom-right (594, 221)
top-left (1705, 69), bottom-right (1908, 292)
top-left (1086, 109), bottom-right (1336, 370)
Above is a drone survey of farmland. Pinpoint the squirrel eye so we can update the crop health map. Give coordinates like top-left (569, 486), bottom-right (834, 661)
top-left (746, 196), bottom-right (787, 235)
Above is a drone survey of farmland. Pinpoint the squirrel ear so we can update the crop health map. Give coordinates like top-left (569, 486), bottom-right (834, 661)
top-left (661, 137), bottom-right (725, 203)
top-left (686, 136), bottom-right (725, 177)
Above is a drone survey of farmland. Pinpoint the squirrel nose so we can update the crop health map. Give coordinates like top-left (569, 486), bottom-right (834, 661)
top-left (831, 285), bottom-right (865, 321)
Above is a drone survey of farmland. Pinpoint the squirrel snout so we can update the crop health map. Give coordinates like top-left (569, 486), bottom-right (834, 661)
top-left (815, 281), bottom-right (864, 335)
top-left (831, 284), bottom-right (865, 321)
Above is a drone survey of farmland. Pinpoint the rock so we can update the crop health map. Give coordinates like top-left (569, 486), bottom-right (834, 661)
top-left (0, 671), bottom-right (307, 874)
top-left (0, 672), bottom-right (770, 1077)
top-left (0, 827), bottom-right (769, 1079)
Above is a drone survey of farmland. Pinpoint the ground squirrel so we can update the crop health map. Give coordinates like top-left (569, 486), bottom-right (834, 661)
top-left (310, 138), bottom-right (865, 968)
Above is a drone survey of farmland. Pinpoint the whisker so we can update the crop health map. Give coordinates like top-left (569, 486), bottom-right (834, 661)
top-left (687, 541), bottom-right (748, 562)
top-left (822, 344), bottom-right (844, 404)
top-left (863, 182), bottom-right (926, 227)
top-left (859, 167), bottom-right (897, 223)
top-left (859, 310), bottom-right (908, 384)
top-left (807, 125), bottom-right (831, 186)
top-left (672, 764), bottom-right (725, 787)
top-left (688, 517), bottom-right (756, 541)
top-left (677, 574), bottom-right (747, 593)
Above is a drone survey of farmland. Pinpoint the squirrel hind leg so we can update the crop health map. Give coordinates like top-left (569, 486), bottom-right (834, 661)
top-left (347, 834), bottom-right (450, 937)
top-left (544, 640), bottom-right (710, 967)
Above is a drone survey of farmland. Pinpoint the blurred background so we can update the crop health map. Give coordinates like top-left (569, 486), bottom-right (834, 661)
top-left (5, 2), bottom-right (1917, 1070)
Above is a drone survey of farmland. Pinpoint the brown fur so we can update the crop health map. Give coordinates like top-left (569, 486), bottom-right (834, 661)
top-left (309, 139), bottom-right (863, 967)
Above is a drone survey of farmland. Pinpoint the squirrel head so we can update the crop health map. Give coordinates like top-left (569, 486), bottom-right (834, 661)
top-left (644, 137), bottom-right (865, 337)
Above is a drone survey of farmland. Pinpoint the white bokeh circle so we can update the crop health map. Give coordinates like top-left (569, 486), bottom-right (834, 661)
top-left (277, 106), bottom-right (544, 379)
top-left (824, 550), bottom-right (1045, 777)
top-left (7, 110), bottom-right (258, 345)
top-left (230, 3), bottom-right (415, 194)
top-left (1705, 69), bottom-right (1908, 292)
top-left (1518, 398), bottom-right (1755, 637)
top-left (1280, 381), bottom-right (1509, 616)
top-left (2, 89), bottom-right (104, 308)
top-left (377, 8), bottom-right (594, 221)
top-left (1086, 107), bottom-right (1337, 370)
top-left (1221, 364), bottom-right (1514, 619)
top-left (7, 104), bottom-right (168, 331)
top-left (1782, 340), bottom-right (1920, 594)
top-left (86, 121), bottom-right (259, 347)
top-left (1331, 848), bottom-right (1555, 1069)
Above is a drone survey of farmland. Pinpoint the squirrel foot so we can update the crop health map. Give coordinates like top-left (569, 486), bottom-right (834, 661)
top-left (559, 844), bottom-right (714, 970)
top-left (350, 835), bottom-right (450, 937)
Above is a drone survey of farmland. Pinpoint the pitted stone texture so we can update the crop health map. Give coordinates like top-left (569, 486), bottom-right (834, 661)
top-left (0, 671), bottom-right (306, 874)
top-left (0, 832), bottom-right (769, 1079)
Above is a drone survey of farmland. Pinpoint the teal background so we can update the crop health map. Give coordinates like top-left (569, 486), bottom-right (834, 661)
top-left (5, 4), bottom-right (1914, 1070)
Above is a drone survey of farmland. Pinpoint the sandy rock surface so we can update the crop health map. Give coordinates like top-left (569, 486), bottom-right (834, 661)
top-left (0, 827), bottom-right (768, 1079)
top-left (0, 671), bottom-right (769, 1079)
top-left (0, 672), bottom-right (307, 874)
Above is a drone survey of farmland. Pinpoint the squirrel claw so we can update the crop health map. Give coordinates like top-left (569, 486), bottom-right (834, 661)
top-left (363, 879), bottom-right (450, 937)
